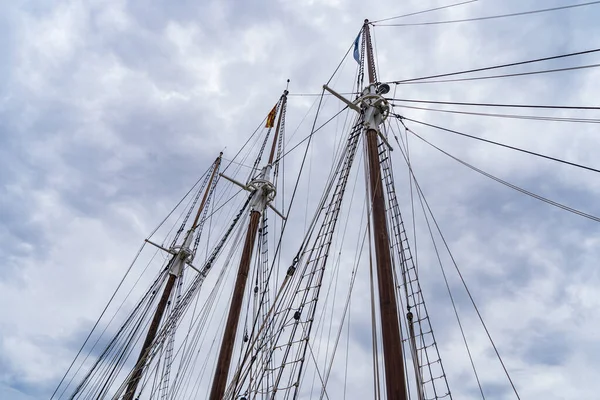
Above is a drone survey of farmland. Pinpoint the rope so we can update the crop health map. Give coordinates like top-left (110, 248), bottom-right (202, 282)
top-left (50, 243), bottom-right (148, 399)
top-left (392, 103), bottom-right (600, 124)
top-left (400, 116), bottom-right (600, 175)
top-left (406, 126), bottom-right (600, 223)
top-left (394, 123), bottom-right (523, 399)
top-left (389, 97), bottom-right (600, 110)
top-left (371, 0), bottom-right (477, 24)
top-left (272, 106), bottom-right (349, 164)
top-left (393, 62), bottom-right (600, 84)
top-left (386, 47), bottom-right (600, 84)
top-left (392, 127), bottom-right (486, 399)
top-left (376, 1), bottom-right (600, 27)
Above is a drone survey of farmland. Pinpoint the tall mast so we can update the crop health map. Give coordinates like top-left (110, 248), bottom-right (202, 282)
top-left (363, 20), bottom-right (409, 400)
top-left (209, 91), bottom-right (287, 400)
top-left (123, 153), bottom-right (222, 400)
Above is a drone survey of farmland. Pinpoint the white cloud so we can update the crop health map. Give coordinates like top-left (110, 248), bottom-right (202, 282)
top-left (2, 0), bottom-right (600, 399)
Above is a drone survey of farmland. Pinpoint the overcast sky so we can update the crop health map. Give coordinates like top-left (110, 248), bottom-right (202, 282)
top-left (2, 1), bottom-right (600, 399)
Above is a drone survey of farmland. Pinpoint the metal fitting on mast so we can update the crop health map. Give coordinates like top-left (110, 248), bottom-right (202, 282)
top-left (359, 83), bottom-right (391, 130)
top-left (167, 229), bottom-right (195, 276)
top-left (247, 165), bottom-right (277, 213)
top-left (323, 83), bottom-right (393, 151)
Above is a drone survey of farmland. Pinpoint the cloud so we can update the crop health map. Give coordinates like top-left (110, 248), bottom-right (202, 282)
top-left (2, 0), bottom-right (600, 399)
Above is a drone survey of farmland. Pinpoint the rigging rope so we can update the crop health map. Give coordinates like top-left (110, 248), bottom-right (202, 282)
top-left (386, 47), bottom-right (600, 84)
top-left (272, 106), bottom-right (349, 164)
top-left (51, 244), bottom-right (147, 399)
top-left (392, 103), bottom-right (600, 124)
top-left (225, 118), bottom-right (363, 398)
top-left (405, 126), bottom-right (600, 224)
top-left (326, 27), bottom-right (361, 86)
top-left (391, 138), bottom-right (523, 399)
top-left (365, 171), bottom-right (382, 400)
top-left (371, 0), bottom-right (477, 24)
top-left (392, 123), bottom-right (486, 399)
top-left (221, 89), bottom-right (332, 399)
top-left (393, 62), bottom-right (600, 84)
top-left (375, 1), bottom-right (600, 27)
top-left (390, 98), bottom-right (600, 110)
top-left (378, 126), bottom-right (452, 399)
top-left (52, 163), bottom-right (219, 399)
top-left (399, 115), bottom-right (600, 175)
top-left (306, 143), bottom-right (364, 399)
top-left (221, 114), bottom-right (269, 175)
top-left (58, 246), bottom-right (165, 400)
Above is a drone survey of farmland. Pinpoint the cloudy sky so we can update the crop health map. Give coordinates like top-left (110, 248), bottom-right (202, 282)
top-left (2, 0), bottom-right (600, 399)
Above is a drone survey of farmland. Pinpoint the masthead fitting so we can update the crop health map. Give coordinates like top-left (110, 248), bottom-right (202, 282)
top-left (377, 83), bottom-right (390, 95)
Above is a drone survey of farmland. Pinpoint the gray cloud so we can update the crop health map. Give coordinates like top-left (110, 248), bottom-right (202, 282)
top-left (2, 0), bottom-right (600, 399)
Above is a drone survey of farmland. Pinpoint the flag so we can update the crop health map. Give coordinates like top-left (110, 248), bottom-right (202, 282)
top-left (353, 32), bottom-right (361, 64)
top-left (266, 104), bottom-right (277, 128)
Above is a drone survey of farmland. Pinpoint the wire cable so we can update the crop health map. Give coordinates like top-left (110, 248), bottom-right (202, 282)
top-left (407, 127), bottom-right (600, 224)
top-left (393, 103), bottom-right (600, 124)
top-left (50, 243), bottom-right (148, 400)
top-left (52, 164), bottom-right (219, 399)
top-left (390, 98), bottom-right (600, 110)
top-left (287, 92), bottom-right (359, 97)
top-left (326, 28), bottom-right (362, 86)
top-left (387, 47), bottom-right (600, 84)
top-left (371, 0), bottom-right (477, 23)
top-left (399, 115), bottom-right (600, 174)
top-left (376, 1), bottom-right (600, 27)
top-left (272, 106), bottom-right (349, 164)
top-left (393, 124), bottom-right (522, 399)
top-left (393, 62), bottom-right (600, 84)
top-left (393, 129), bottom-right (486, 399)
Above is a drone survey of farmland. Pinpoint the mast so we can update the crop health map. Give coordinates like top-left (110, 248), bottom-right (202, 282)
top-left (209, 91), bottom-right (287, 400)
top-left (321, 21), bottom-right (408, 398)
top-left (363, 20), bottom-right (409, 400)
top-left (123, 153), bottom-right (222, 400)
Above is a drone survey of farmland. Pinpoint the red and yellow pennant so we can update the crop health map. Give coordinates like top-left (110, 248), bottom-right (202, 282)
top-left (265, 104), bottom-right (277, 128)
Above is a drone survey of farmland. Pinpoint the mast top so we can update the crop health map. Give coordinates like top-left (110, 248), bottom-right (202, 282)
top-left (191, 153), bottom-right (222, 230)
top-left (363, 19), bottom-right (376, 84)
top-left (267, 88), bottom-right (288, 165)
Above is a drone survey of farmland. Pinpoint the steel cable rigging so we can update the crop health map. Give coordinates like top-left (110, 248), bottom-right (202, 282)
top-left (51, 164), bottom-right (219, 400)
top-left (398, 115), bottom-right (600, 175)
top-left (391, 62), bottom-right (600, 84)
top-left (371, 0), bottom-right (477, 24)
top-left (386, 47), bottom-right (600, 84)
top-left (392, 103), bottom-right (600, 124)
top-left (375, 1), bottom-right (600, 27)
top-left (390, 121), bottom-right (521, 399)
top-left (391, 117), bottom-right (486, 398)
top-left (389, 98), bottom-right (600, 110)
top-left (400, 122), bottom-right (600, 224)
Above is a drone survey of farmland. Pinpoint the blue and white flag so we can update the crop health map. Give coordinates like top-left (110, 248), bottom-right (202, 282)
top-left (353, 32), bottom-right (361, 64)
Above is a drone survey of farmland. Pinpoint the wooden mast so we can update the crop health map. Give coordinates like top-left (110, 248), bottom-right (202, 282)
top-left (209, 92), bottom-right (287, 400)
top-left (363, 20), bottom-right (409, 400)
top-left (123, 153), bottom-right (222, 400)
